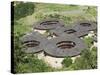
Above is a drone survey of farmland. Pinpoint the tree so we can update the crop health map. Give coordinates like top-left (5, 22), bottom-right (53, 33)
top-left (62, 57), bottom-right (72, 67)
top-left (14, 2), bottom-right (35, 20)
top-left (72, 49), bottom-right (97, 70)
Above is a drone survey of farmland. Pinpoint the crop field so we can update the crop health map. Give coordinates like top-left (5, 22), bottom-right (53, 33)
top-left (12, 1), bottom-right (97, 73)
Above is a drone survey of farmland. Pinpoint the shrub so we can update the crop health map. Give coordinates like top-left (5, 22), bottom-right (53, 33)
top-left (84, 37), bottom-right (93, 48)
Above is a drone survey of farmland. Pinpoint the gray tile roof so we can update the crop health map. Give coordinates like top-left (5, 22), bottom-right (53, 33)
top-left (20, 19), bottom-right (97, 57)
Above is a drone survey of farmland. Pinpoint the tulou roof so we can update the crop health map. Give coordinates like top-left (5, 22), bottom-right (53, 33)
top-left (21, 19), bottom-right (97, 57)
